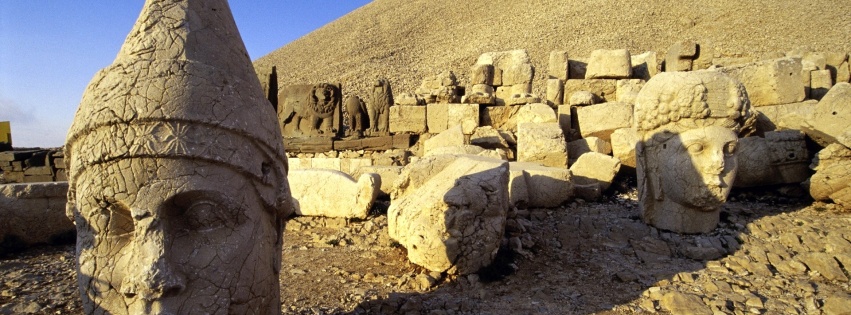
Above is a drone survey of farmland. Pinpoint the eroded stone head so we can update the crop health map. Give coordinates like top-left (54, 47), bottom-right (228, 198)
top-left (65, 0), bottom-right (290, 313)
top-left (635, 71), bottom-right (753, 233)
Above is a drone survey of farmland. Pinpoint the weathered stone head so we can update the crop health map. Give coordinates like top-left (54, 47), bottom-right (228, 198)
top-left (64, 0), bottom-right (291, 313)
top-left (635, 71), bottom-right (753, 233)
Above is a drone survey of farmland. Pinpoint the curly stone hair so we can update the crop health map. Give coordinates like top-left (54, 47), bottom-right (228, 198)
top-left (635, 71), bottom-right (754, 137)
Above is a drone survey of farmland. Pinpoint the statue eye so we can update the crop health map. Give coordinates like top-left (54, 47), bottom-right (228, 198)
top-left (724, 142), bottom-right (737, 156)
top-left (686, 143), bottom-right (704, 154)
top-left (182, 199), bottom-right (242, 232)
top-left (93, 198), bottom-right (133, 238)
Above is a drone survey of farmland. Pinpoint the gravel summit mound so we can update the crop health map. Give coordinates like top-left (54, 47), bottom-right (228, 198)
top-left (254, 0), bottom-right (851, 99)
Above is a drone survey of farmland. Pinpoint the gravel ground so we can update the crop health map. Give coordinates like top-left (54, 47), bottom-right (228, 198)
top-left (2, 188), bottom-right (849, 314)
top-left (254, 0), bottom-right (851, 101)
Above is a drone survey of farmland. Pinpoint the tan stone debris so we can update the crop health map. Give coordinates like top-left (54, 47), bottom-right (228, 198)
top-left (388, 154), bottom-right (509, 275)
top-left (289, 169), bottom-right (380, 219)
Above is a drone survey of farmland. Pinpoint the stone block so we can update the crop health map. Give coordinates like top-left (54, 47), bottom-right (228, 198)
top-left (631, 51), bottom-right (659, 80)
top-left (505, 93), bottom-right (540, 106)
top-left (557, 105), bottom-right (572, 137)
top-left (289, 170), bottom-right (379, 219)
top-left (3, 171), bottom-right (24, 183)
top-left (471, 126), bottom-right (510, 149)
top-left (802, 52), bottom-right (826, 70)
top-left (568, 58), bottom-right (588, 80)
top-left (510, 83), bottom-right (532, 95)
top-left (546, 79), bottom-right (564, 106)
top-left (515, 103), bottom-right (557, 125)
top-left (575, 102), bottom-right (634, 142)
top-left (494, 86), bottom-right (513, 105)
top-left (586, 49), bottom-right (632, 79)
top-left (288, 157), bottom-right (311, 170)
top-left (426, 103), bottom-right (480, 134)
top-left (665, 41), bottom-right (698, 72)
top-left (0, 150), bottom-right (37, 162)
top-left (389, 155), bottom-right (509, 274)
top-left (0, 182), bottom-right (73, 253)
top-left (716, 57), bottom-right (806, 106)
top-left (610, 128), bottom-right (639, 169)
top-left (341, 158), bottom-right (373, 175)
top-left (799, 82), bottom-right (851, 147)
top-left (567, 91), bottom-right (601, 106)
top-left (616, 79), bottom-right (645, 105)
top-left (508, 162), bottom-right (573, 208)
top-left (24, 175), bottom-right (54, 183)
top-left (353, 165), bottom-right (403, 198)
top-left (503, 63), bottom-right (534, 86)
top-left (808, 143), bottom-right (851, 203)
top-left (23, 166), bottom-right (53, 176)
top-left (481, 105), bottom-right (521, 130)
top-left (470, 64), bottom-right (494, 86)
top-left (311, 158), bottom-right (342, 171)
top-left (549, 51), bottom-right (569, 81)
top-left (394, 92), bottom-right (424, 106)
top-left (516, 122), bottom-right (567, 168)
top-left (567, 137), bottom-right (612, 165)
top-left (390, 105), bottom-right (427, 134)
top-left (563, 79), bottom-right (617, 103)
top-left (837, 61), bottom-right (850, 83)
top-left (735, 131), bottom-right (810, 187)
top-left (810, 69), bottom-right (833, 100)
top-left (569, 152), bottom-right (621, 191)
top-left (426, 145), bottom-right (507, 160)
top-left (753, 100), bottom-right (817, 133)
top-left (424, 125), bottom-right (465, 155)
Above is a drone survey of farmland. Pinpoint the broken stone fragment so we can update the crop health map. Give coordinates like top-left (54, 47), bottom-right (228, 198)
top-left (516, 122), bottom-right (568, 168)
top-left (799, 82), bottom-right (851, 147)
top-left (665, 41), bottom-right (698, 72)
top-left (353, 165), bottom-right (402, 198)
top-left (564, 79), bottom-right (617, 103)
top-left (735, 130), bottom-right (810, 187)
top-left (569, 152), bottom-right (621, 191)
top-left (388, 155), bottom-right (509, 275)
top-left (426, 145), bottom-right (507, 160)
top-left (808, 143), bottom-right (851, 204)
top-left (424, 125), bottom-right (465, 155)
top-left (574, 102), bottom-right (634, 142)
top-left (0, 182), bottom-right (72, 253)
top-left (289, 170), bottom-right (379, 219)
top-left (610, 128), bottom-right (639, 170)
top-left (508, 162), bottom-right (574, 208)
top-left (715, 57), bottom-right (805, 107)
top-left (548, 50), bottom-right (569, 81)
top-left (389, 105), bottom-right (427, 134)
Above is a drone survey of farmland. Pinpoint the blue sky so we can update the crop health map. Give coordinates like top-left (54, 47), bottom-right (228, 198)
top-left (0, 1), bottom-right (371, 148)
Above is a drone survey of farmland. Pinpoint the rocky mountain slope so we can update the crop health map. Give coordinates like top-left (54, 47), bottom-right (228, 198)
top-left (254, 0), bottom-right (850, 99)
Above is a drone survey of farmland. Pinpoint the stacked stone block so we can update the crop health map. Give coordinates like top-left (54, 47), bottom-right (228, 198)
top-left (0, 149), bottom-right (65, 184)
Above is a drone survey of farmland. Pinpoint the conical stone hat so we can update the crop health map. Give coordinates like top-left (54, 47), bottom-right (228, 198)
top-left (66, 0), bottom-right (289, 215)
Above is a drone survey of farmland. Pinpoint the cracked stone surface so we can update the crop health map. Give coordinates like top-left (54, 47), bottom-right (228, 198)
top-left (63, 0), bottom-right (291, 313)
top-left (289, 170), bottom-right (379, 219)
top-left (388, 155), bottom-right (509, 275)
top-left (635, 70), bottom-right (755, 234)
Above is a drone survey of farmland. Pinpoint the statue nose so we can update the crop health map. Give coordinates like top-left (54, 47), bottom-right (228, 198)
top-left (704, 149), bottom-right (726, 175)
top-left (120, 217), bottom-right (186, 301)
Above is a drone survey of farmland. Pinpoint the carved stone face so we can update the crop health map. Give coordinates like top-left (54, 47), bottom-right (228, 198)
top-left (651, 126), bottom-right (739, 211)
top-left (73, 158), bottom-right (280, 314)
